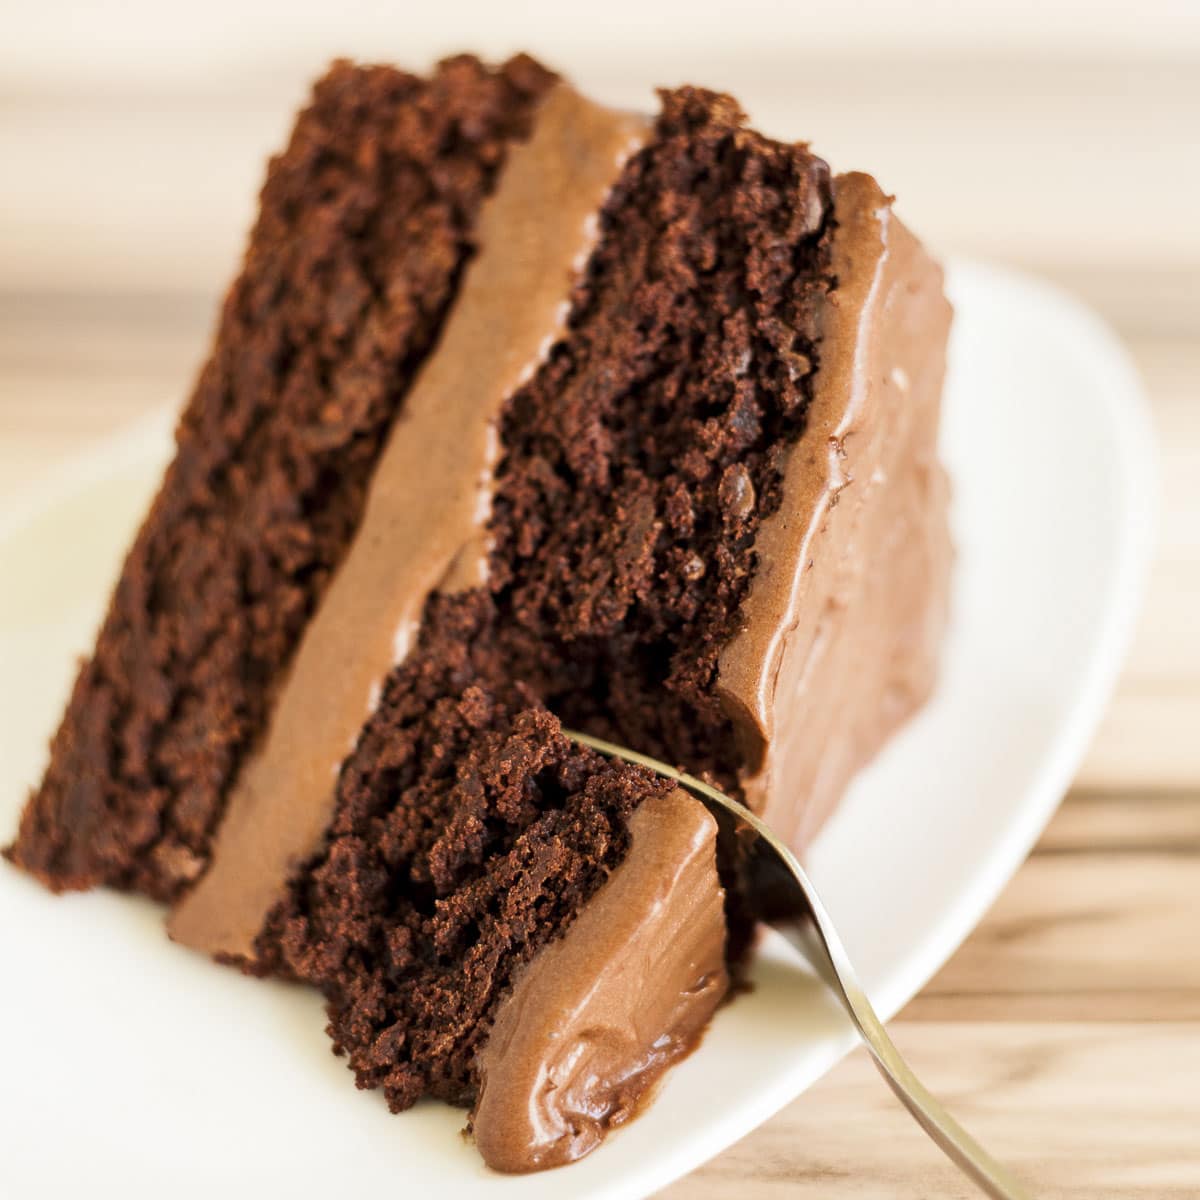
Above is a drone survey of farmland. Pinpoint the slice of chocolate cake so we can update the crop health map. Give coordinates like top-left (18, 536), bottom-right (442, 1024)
top-left (6, 57), bottom-right (951, 1173)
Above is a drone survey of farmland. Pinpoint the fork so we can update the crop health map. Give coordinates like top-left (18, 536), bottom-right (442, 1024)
top-left (567, 730), bottom-right (1033, 1200)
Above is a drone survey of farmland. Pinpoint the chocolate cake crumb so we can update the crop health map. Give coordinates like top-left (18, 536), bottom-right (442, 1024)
top-left (259, 594), bottom-right (675, 1109)
top-left (489, 85), bottom-right (835, 789)
top-left (4, 49), bottom-right (954, 1171)
top-left (7, 55), bottom-right (555, 899)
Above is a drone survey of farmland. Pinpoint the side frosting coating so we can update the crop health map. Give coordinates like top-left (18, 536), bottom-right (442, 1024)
top-left (471, 788), bottom-right (729, 1173)
top-left (716, 171), bottom-right (953, 848)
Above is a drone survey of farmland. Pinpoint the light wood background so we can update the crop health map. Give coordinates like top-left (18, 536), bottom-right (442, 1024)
top-left (1, 5), bottom-right (1198, 1195)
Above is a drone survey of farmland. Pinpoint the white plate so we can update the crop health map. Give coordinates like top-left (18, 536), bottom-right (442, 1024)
top-left (0, 261), bottom-right (1156, 1199)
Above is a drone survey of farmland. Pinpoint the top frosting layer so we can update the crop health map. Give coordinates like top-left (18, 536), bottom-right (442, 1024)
top-left (169, 85), bottom-right (650, 958)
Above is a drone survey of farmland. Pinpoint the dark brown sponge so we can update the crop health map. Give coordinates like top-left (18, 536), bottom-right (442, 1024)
top-left (6, 55), bottom-right (555, 899)
top-left (488, 86), bottom-right (834, 789)
top-left (260, 593), bottom-right (675, 1110)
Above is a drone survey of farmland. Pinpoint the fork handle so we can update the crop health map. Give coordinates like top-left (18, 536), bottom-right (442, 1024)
top-left (856, 1009), bottom-right (1034, 1200)
top-left (782, 924), bottom-right (1034, 1200)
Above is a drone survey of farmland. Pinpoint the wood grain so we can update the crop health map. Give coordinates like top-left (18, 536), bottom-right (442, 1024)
top-left (660, 1021), bottom-right (1200, 1199)
top-left (1, 46), bottom-right (1197, 1197)
top-left (659, 791), bottom-right (1200, 1198)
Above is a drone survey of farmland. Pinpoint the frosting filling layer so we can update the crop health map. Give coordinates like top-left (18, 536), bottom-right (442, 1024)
top-left (6, 56), bottom-right (557, 901)
top-left (169, 85), bottom-right (648, 957)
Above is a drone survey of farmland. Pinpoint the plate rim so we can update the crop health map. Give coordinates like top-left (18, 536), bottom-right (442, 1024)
top-left (0, 257), bottom-right (1159, 1198)
top-left (869, 256), bottom-right (1159, 1024)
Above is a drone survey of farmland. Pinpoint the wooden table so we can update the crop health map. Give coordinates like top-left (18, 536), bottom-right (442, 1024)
top-left (2, 46), bottom-right (1197, 1197)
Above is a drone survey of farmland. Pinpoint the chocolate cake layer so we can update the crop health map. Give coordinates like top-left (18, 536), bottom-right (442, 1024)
top-left (487, 87), bottom-right (836, 793)
top-left (6, 55), bottom-right (554, 900)
top-left (258, 629), bottom-right (695, 1119)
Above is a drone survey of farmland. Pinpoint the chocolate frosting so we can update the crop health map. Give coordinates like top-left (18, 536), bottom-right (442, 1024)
top-left (169, 87), bottom-right (649, 958)
top-left (471, 789), bottom-right (728, 1172)
top-left (716, 172), bottom-right (953, 848)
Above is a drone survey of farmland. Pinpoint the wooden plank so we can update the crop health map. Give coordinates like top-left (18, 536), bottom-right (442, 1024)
top-left (662, 1022), bottom-right (1200, 1198)
top-left (1036, 791), bottom-right (1200, 855)
top-left (913, 862), bottom-right (1200, 1017)
top-left (1074, 336), bottom-right (1200, 790)
top-left (907, 812), bottom-right (1200, 1024)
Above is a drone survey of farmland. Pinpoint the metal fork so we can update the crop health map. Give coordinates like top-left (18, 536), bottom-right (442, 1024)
top-left (567, 730), bottom-right (1033, 1200)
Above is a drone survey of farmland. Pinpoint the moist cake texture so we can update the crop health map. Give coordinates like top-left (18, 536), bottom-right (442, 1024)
top-left (6, 54), bottom-right (554, 899)
top-left (484, 86), bottom-right (836, 792)
top-left (5, 58), bottom-right (951, 1175)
